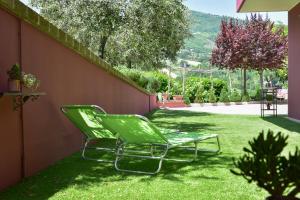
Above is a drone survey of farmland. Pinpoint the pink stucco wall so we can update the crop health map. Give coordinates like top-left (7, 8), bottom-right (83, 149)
top-left (0, 9), bottom-right (23, 191)
top-left (0, 7), bottom-right (157, 190)
top-left (288, 4), bottom-right (300, 120)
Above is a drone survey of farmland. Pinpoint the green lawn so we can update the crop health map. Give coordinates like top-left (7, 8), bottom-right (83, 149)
top-left (1, 110), bottom-right (300, 200)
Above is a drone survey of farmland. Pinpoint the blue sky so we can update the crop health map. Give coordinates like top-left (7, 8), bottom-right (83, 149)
top-left (20, 0), bottom-right (288, 24)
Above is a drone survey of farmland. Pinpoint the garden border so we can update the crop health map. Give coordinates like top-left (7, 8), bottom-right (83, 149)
top-left (191, 101), bottom-right (288, 107)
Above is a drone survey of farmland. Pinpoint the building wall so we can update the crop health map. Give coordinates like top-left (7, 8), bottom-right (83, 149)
top-left (236, 0), bottom-right (245, 11)
top-left (0, 9), bottom-right (22, 191)
top-left (0, 5), bottom-right (157, 190)
top-left (288, 4), bottom-right (300, 120)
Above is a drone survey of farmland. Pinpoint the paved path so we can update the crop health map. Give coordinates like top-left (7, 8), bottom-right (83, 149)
top-left (169, 104), bottom-right (288, 115)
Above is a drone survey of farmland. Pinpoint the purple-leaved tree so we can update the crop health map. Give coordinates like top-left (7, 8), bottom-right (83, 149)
top-left (244, 14), bottom-right (288, 88)
top-left (211, 14), bottom-right (288, 95)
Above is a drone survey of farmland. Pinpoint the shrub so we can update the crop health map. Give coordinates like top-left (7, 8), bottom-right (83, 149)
top-left (183, 95), bottom-right (191, 105)
top-left (125, 70), bottom-right (142, 83)
top-left (208, 88), bottom-right (217, 103)
top-left (185, 77), bottom-right (202, 103)
top-left (194, 84), bottom-right (206, 103)
top-left (230, 89), bottom-right (241, 102)
top-left (231, 130), bottom-right (300, 200)
top-left (153, 72), bottom-right (169, 93)
top-left (254, 87), bottom-right (262, 101)
top-left (241, 93), bottom-right (250, 102)
top-left (138, 75), bottom-right (149, 88)
top-left (212, 78), bottom-right (226, 97)
top-left (185, 77), bottom-right (226, 103)
top-left (219, 87), bottom-right (230, 102)
top-left (147, 77), bottom-right (161, 93)
top-left (170, 81), bottom-right (182, 96)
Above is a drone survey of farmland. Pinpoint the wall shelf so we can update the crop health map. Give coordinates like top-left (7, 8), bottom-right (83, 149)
top-left (0, 92), bottom-right (46, 111)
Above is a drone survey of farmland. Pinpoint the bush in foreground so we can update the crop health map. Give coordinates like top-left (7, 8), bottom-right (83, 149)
top-left (231, 130), bottom-right (300, 200)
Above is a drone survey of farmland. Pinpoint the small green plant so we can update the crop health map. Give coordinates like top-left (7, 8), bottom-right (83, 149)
top-left (230, 89), bottom-right (241, 102)
top-left (231, 130), bottom-right (300, 200)
top-left (170, 81), bottom-right (182, 96)
top-left (254, 87), bottom-right (261, 101)
top-left (241, 93), bottom-right (250, 102)
top-left (183, 95), bottom-right (191, 105)
top-left (208, 88), bottom-right (217, 103)
top-left (219, 87), bottom-right (230, 102)
top-left (194, 84), bottom-right (206, 103)
top-left (7, 63), bottom-right (22, 80)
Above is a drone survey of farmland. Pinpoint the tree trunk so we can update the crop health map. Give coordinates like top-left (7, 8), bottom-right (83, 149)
top-left (168, 66), bottom-right (171, 100)
top-left (228, 70), bottom-right (232, 91)
top-left (243, 68), bottom-right (247, 96)
top-left (259, 70), bottom-right (264, 89)
top-left (98, 36), bottom-right (108, 59)
top-left (127, 59), bottom-right (132, 69)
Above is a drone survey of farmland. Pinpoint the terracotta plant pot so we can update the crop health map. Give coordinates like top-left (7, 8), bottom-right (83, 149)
top-left (162, 93), bottom-right (169, 101)
top-left (8, 79), bottom-right (21, 92)
top-left (173, 95), bottom-right (183, 101)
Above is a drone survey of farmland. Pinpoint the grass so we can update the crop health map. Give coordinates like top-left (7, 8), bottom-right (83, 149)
top-left (1, 109), bottom-right (300, 200)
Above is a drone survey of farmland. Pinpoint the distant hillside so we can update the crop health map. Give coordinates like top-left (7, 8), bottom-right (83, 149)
top-left (178, 10), bottom-right (231, 67)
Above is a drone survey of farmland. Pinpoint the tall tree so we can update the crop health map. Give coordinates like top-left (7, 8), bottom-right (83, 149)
top-left (30, 0), bottom-right (126, 59)
top-left (244, 14), bottom-right (288, 88)
top-left (30, 0), bottom-right (190, 69)
top-left (211, 14), bottom-right (288, 95)
top-left (107, 0), bottom-right (190, 69)
top-left (211, 19), bottom-right (249, 95)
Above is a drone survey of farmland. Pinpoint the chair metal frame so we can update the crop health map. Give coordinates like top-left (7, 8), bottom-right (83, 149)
top-left (96, 114), bottom-right (221, 175)
top-left (61, 105), bottom-right (116, 163)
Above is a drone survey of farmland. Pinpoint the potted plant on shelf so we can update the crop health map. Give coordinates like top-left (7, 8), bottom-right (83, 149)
top-left (22, 73), bottom-right (40, 92)
top-left (7, 63), bottom-right (22, 92)
top-left (231, 130), bottom-right (300, 200)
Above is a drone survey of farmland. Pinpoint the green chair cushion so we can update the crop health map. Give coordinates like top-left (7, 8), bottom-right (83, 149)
top-left (62, 105), bottom-right (115, 139)
top-left (96, 114), bottom-right (168, 145)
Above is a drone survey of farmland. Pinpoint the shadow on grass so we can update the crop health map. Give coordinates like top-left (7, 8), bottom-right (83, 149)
top-left (156, 121), bottom-right (217, 132)
top-left (263, 116), bottom-right (300, 134)
top-left (148, 110), bottom-right (217, 132)
top-left (139, 151), bottom-right (233, 183)
top-left (0, 146), bottom-right (230, 200)
top-left (148, 109), bottom-right (212, 120)
top-left (0, 109), bottom-right (225, 200)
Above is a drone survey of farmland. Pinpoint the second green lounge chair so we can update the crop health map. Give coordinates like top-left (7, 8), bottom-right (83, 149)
top-left (95, 114), bottom-right (221, 174)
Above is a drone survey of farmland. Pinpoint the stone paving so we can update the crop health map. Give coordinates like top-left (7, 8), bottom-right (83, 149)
top-left (169, 104), bottom-right (288, 115)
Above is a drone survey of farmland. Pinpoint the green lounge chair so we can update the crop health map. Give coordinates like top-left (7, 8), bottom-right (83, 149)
top-left (61, 105), bottom-right (115, 163)
top-left (95, 114), bottom-right (221, 174)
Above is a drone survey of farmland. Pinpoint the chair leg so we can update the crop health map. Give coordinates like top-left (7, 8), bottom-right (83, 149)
top-left (194, 142), bottom-right (198, 160)
top-left (194, 136), bottom-right (221, 154)
top-left (165, 136), bottom-right (221, 162)
top-left (216, 136), bottom-right (221, 153)
top-left (81, 139), bottom-right (114, 163)
top-left (114, 142), bottom-right (168, 175)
